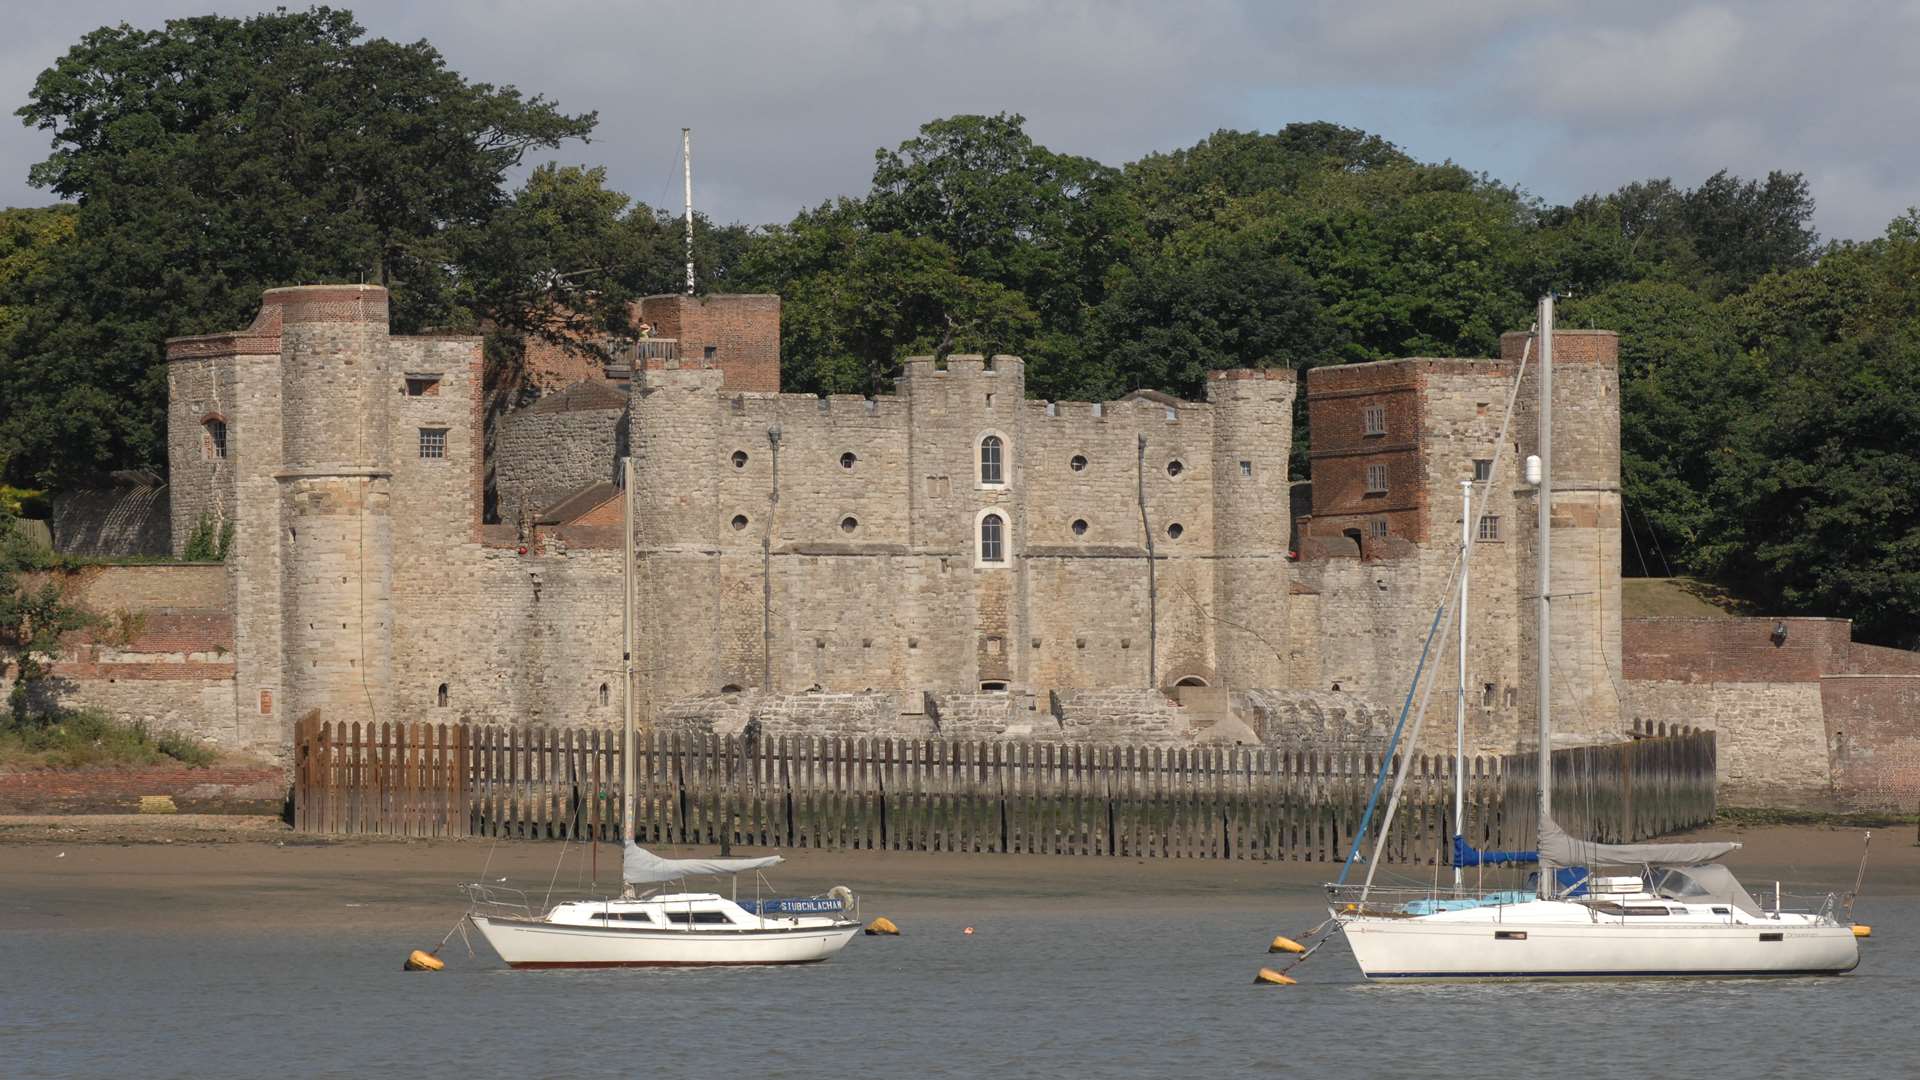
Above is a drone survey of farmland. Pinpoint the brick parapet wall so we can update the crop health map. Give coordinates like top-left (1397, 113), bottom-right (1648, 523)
top-left (0, 765), bottom-right (284, 814)
top-left (638, 294), bottom-right (780, 392)
top-left (1821, 675), bottom-right (1920, 810)
top-left (1624, 617), bottom-right (1856, 682)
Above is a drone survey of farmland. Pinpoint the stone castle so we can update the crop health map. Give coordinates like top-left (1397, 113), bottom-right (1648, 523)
top-left (13, 282), bottom-right (1916, 809)
top-left (154, 283), bottom-right (1622, 759)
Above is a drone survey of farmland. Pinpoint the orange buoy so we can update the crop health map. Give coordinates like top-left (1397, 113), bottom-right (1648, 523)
top-left (1268, 935), bottom-right (1307, 954)
top-left (1254, 967), bottom-right (1297, 986)
top-left (1852, 924), bottom-right (1872, 938)
top-left (963, 926), bottom-right (975, 935)
top-left (864, 916), bottom-right (901, 936)
top-left (403, 949), bottom-right (445, 972)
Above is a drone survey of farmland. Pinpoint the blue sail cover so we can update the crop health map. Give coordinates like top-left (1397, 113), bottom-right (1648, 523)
top-left (1453, 835), bottom-right (1539, 867)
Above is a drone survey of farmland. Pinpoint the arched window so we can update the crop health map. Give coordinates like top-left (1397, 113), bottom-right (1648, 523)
top-left (598, 683), bottom-right (610, 706)
top-left (979, 512), bottom-right (1006, 565)
top-left (979, 434), bottom-right (1005, 487)
top-left (203, 416), bottom-right (227, 461)
top-left (436, 683), bottom-right (449, 707)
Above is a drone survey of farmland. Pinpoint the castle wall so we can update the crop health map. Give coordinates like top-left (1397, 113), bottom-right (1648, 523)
top-left (1208, 370), bottom-right (1297, 689)
top-left (1620, 616), bottom-right (1920, 808)
top-left (124, 282), bottom-right (1907, 810)
top-left (494, 388), bottom-right (626, 526)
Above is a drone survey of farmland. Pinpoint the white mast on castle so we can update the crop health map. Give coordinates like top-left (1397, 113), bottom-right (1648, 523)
top-left (683, 127), bottom-right (696, 295)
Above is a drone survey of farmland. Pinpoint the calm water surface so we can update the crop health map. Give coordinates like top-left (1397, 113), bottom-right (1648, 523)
top-left (5, 895), bottom-right (1917, 1078)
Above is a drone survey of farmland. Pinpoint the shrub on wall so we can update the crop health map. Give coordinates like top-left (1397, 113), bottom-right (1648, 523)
top-left (181, 514), bottom-right (233, 563)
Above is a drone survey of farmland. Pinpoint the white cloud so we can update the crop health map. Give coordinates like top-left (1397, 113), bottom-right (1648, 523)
top-left (0, 1), bottom-right (1915, 239)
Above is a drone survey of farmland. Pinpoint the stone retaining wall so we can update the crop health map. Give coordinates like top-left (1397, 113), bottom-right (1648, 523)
top-left (0, 765), bottom-right (284, 814)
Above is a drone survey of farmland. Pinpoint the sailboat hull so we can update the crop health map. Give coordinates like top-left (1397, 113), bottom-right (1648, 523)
top-left (471, 916), bottom-right (860, 968)
top-left (1342, 905), bottom-right (1859, 980)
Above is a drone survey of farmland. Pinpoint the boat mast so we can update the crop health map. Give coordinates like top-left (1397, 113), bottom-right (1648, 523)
top-left (622, 455), bottom-right (637, 850)
top-left (1455, 478), bottom-right (1470, 891)
top-left (1535, 294), bottom-right (1554, 898)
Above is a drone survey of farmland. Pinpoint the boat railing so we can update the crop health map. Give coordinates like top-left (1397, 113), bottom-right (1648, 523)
top-left (1763, 890), bottom-right (1844, 922)
top-left (462, 882), bottom-right (536, 920)
top-left (1323, 883), bottom-right (1526, 917)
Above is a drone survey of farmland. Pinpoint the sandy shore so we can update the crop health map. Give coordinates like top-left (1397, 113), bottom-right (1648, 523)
top-left (0, 815), bottom-right (1910, 936)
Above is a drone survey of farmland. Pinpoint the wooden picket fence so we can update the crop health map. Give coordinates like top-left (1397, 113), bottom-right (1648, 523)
top-left (291, 715), bottom-right (1715, 862)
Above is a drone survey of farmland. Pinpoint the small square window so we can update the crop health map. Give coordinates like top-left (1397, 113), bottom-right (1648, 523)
top-left (405, 375), bottom-right (441, 397)
top-left (1477, 514), bottom-right (1501, 541)
top-left (703, 345), bottom-right (717, 360)
top-left (1367, 518), bottom-right (1388, 539)
top-left (1239, 460), bottom-right (1253, 478)
top-left (1365, 463), bottom-right (1388, 494)
top-left (1473, 459), bottom-right (1492, 482)
top-left (419, 428), bottom-right (448, 459)
top-left (1363, 405), bottom-right (1386, 436)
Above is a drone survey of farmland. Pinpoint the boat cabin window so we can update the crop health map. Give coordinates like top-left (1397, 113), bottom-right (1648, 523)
top-left (1587, 902), bottom-right (1673, 916)
top-left (1711, 907), bottom-right (1730, 915)
top-left (589, 912), bottom-right (661, 923)
top-left (662, 910), bottom-right (735, 925)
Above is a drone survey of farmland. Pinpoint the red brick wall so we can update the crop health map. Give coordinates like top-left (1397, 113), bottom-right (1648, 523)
top-left (1846, 642), bottom-right (1920, 675)
top-left (1822, 676), bottom-right (1920, 810)
top-left (519, 337), bottom-right (606, 392)
top-left (0, 765), bottom-right (284, 813)
top-left (1305, 362), bottom-right (1425, 547)
top-left (638, 294), bottom-right (780, 392)
top-left (1624, 617), bottom-right (1854, 682)
top-left (1499, 328), bottom-right (1618, 366)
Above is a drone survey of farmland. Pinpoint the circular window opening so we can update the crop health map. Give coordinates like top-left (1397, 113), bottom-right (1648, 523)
top-left (1071, 519), bottom-right (1088, 537)
top-left (1167, 459), bottom-right (1185, 478)
top-left (731, 450), bottom-right (749, 469)
top-left (840, 452), bottom-right (857, 469)
top-left (1069, 454), bottom-right (1088, 472)
top-left (1167, 522), bottom-right (1184, 540)
top-left (840, 516), bottom-right (858, 534)
top-left (730, 514), bottom-right (749, 531)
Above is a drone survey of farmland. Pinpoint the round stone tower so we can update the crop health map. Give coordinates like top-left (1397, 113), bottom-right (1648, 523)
top-left (630, 359), bottom-right (726, 703)
top-left (1502, 328), bottom-right (1622, 744)
top-left (1207, 368), bottom-right (1298, 689)
top-left (274, 285), bottom-right (395, 728)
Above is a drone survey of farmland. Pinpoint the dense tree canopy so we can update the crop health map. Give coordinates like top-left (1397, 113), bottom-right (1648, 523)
top-left (2, 11), bottom-right (1915, 645)
top-left (2, 7), bottom-right (594, 486)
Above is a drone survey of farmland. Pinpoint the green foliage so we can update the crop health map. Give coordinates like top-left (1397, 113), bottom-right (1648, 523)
top-left (1, 502), bottom-right (96, 722)
top-left (0, 707), bottom-right (218, 768)
top-left (2, 7), bottom-right (595, 487)
top-left (180, 513), bottom-right (233, 563)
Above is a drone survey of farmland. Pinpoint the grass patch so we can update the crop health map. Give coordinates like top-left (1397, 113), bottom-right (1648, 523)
top-left (0, 708), bottom-right (220, 769)
top-left (1717, 806), bottom-right (1916, 829)
top-left (1622, 577), bottom-right (1760, 619)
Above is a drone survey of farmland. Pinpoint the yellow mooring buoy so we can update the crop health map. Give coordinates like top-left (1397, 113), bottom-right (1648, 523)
top-left (1254, 967), bottom-right (1297, 986)
top-left (865, 916), bottom-right (901, 936)
top-left (404, 949), bottom-right (445, 972)
top-left (1853, 924), bottom-right (1872, 938)
top-left (1268, 935), bottom-right (1307, 955)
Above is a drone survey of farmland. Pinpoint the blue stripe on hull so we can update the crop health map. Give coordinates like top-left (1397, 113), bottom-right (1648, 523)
top-left (1366, 967), bottom-right (1855, 980)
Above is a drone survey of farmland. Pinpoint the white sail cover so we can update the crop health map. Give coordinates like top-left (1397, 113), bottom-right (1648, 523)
top-left (622, 841), bottom-right (783, 885)
top-left (1537, 814), bottom-right (1739, 870)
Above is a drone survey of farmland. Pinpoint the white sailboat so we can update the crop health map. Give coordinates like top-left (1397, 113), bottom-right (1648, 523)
top-left (1328, 296), bottom-right (1860, 980)
top-left (466, 457), bottom-right (861, 969)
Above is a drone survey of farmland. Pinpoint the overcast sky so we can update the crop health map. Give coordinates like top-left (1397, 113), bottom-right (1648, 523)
top-left (4, 2), bottom-right (1914, 240)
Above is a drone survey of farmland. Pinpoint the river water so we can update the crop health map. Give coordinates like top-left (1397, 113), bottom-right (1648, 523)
top-left (5, 887), bottom-right (1916, 1079)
